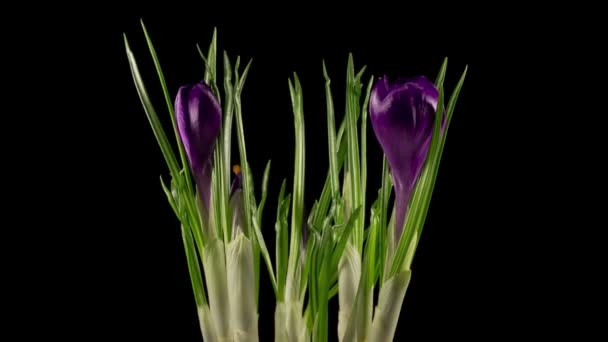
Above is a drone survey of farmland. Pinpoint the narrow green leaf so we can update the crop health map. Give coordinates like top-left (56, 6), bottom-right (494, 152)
top-left (196, 44), bottom-right (211, 78)
top-left (160, 175), bottom-right (178, 215)
top-left (245, 163), bottom-right (262, 306)
top-left (216, 136), bottom-right (230, 245)
top-left (306, 201), bottom-right (321, 234)
top-left (236, 58), bottom-right (253, 94)
top-left (364, 213), bottom-right (379, 289)
top-left (180, 179), bottom-right (205, 251)
top-left (181, 224), bottom-right (207, 306)
top-left (140, 21), bottom-right (193, 196)
top-left (416, 65), bottom-right (468, 240)
top-left (312, 119), bottom-right (348, 229)
top-left (323, 60), bottom-right (340, 199)
top-left (380, 157), bottom-right (392, 231)
top-left (355, 65), bottom-right (367, 82)
top-left (345, 53), bottom-right (362, 250)
top-left (368, 197), bottom-right (384, 286)
top-left (222, 52), bottom-right (234, 235)
top-left (277, 192), bottom-right (291, 301)
top-left (447, 66), bottom-right (468, 126)
top-left (328, 282), bottom-right (338, 299)
top-left (257, 160), bottom-right (272, 221)
top-left (235, 56), bottom-right (241, 76)
top-left (211, 148), bottom-right (224, 240)
top-left (379, 157), bottom-right (392, 286)
top-left (234, 69), bottom-right (253, 237)
top-left (331, 206), bottom-right (362, 270)
top-left (124, 34), bottom-right (180, 180)
top-left (309, 235), bottom-right (319, 315)
top-left (286, 73), bottom-right (306, 301)
top-left (204, 28), bottom-right (218, 93)
top-left (252, 211), bottom-right (278, 294)
top-left (315, 230), bottom-right (333, 342)
top-left (175, 177), bottom-right (206, 253)
top-left (275, 179), bottom-right (288, 299)
top-left (434, 57), bottom-right (448, 86)
top-left (275, 179), bottom-right (287, 231)
top-left (360, 76), bottom-right (374, 241)
top-left (301, 226), bottom-right (316, 299)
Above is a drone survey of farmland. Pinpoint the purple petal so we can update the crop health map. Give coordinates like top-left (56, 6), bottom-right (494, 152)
top-left (175, 81), bottom-right (221, 214)
top-left (370, 75), bottom-right (440, 242)
top-left (175, 81), bottom-right (221, 174)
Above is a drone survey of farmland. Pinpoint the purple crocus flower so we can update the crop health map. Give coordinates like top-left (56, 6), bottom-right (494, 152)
top-left (175, 81), bottom-right (222, 215)
top-left (369, 75), bottom-right (441, 242)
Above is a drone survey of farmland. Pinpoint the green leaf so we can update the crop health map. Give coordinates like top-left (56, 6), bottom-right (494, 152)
top-left (379, 157), bottom-right (392, 286)
top-left (380, 157), bottom-right (392, 231)
top-left (364, 212), bottom-right (379, 290)
top-left (215, 138), bottom-right (231, 245)
top-left (252, 210), bottom-right (278, 294)
top-left (204, 28), bottom-right (218, 96)
top-left (359, 76), bottom-right (374, 243)
top-left (311, 118), bottom-right (349, 229)
top-left (181, 224), bottom-right (207, 306)
top-left (138, 21), bottom-right (206, 252)
top-left (140, 21), bottom-right (193, 195)
top-left (196, 44), bottom-right (211, 75)
top-left (222, 51), bottom-right (235, 231)
top-left (447, 66), bottom-right (468, 127)
top-left (257, 160), bottom-right (272, 221)
top-left (328, 282), bottom-right (338, 299)
top-left (345, 53), bottom-right (362, 250)
top-left (160, 175), bottom-right (178, 215)
top-left (286, 73), bottom-right (306, 301)
top-left (124, 34), bottom-right (180, 180)
top-left (323, 60), bottom-right (340, 199)
top-left (309, 234), bottom-right (319, 315)
top-left (416, 65), bottom-right (468, 240)
top-left (236, 58), bottom-right (253, 94)
top-left (434, 57), bottom-right (448, 87)
top-left (233, 66), bottom-right (253, 238)
top-left (306, 201), bottom-right (321, 234)
top-left (211, 148), bottom-right (224, 240)
top-left (331, 206), bottom-right (362, 270)
top-left (314, 229), bottom-right (333, 342)
top-left (232, 57), bottom-right (259, 305)
top-left (355, 65), bottom-right (367, 82)
top-left (301, 225), bottom-right (316, 300)
top-left (275, 179), bottom-right (290, 300)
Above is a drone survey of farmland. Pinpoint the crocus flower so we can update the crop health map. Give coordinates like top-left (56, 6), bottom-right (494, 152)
top-left (369, 75), bottom-right (441, 242)
top-left (175, 81), bottom-right (222, 215)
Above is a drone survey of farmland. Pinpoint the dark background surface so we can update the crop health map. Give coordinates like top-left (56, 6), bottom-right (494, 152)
top-left (28, 2), bottom-right (588, 341)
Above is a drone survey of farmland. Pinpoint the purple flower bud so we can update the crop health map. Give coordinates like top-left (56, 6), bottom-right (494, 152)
top-left (369, 75), bottom-right (441, 242)
top-left (175, 81), bottom-right (221, 214)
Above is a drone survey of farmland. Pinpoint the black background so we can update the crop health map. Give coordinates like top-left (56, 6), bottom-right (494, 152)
top-left (23, 2), bottom-right (589, 341)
